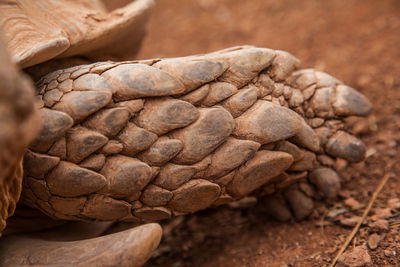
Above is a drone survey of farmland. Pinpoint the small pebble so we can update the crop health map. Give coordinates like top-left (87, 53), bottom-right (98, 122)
top-left (337, 245), bottom-right (372, 267)
top-left (387, 198), bottom-right (400, 210)
top-left (344, 197), bottom-right (363, 210)
top-left (367, 233), bottom-right (381, 250)
top-left (368, 219), bottom-right (389, 232)
top-left (383, 249), bottom-right (395, 257)
top-left (370, 208), bottom-right (392, 221)
top-left (340, 216), bottom-right (362, 227)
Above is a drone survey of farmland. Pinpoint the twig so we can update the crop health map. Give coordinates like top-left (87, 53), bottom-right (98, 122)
top-left (329, 171), bottom-right (391, 267)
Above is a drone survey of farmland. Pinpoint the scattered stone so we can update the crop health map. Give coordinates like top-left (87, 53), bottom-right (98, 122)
top-left (338, 189), bottom-right (353, 199)
top-left (337, 245), bottom-right (372, 267)
top-left (370, 208), bottom-right (392, 221)
top-left (368, 219), bottom-right (389, 233)
top-left (326, 208), bottom-right (348, 219)
top-left (340, 216), bottom-right (362, 227)
top-left (387, 198), bottom-right (400, 210)
top-left (344, 198), bottom-right (363, 210)
top-left (367, 233), bottom-right (381, 250)
top-left (383, 248), bottom-right (396, 257)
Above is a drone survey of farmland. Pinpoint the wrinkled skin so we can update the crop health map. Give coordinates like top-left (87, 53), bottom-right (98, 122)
top-left (22, 46), bottom-right (372, 224)
top-left (0, 34), bottom-right (162, 267)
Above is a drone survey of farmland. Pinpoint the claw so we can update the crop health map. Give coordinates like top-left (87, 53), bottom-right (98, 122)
top-left (333, 85), bottom-right (372, 117)
top-left (326, 131), bottom-right (366, 162)
top-left (0, 223), bottom-right (162, 267)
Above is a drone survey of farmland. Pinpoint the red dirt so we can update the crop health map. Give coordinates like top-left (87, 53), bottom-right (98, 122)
top-left (138, 0), bottom-right (400, 266)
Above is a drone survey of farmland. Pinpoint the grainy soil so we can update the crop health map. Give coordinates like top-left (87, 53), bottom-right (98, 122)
top-left (138, 0), bottom-right (400, 266)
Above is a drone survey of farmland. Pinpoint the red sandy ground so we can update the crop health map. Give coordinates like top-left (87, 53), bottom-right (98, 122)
top-left (137, 0), bottom-right (400, 266)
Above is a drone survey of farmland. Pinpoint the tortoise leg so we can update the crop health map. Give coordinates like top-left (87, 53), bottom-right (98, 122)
top-left (23, 46), bottom-right (372, 222)
top-left (0, 222), bottom-right (162, 267)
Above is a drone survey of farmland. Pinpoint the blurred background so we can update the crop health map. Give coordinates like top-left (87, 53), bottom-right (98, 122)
top-left (136, 1), bottom-right (400, 266)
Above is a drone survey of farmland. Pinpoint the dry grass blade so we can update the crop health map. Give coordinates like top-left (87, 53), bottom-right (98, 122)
top-left (329, 170), bottom-right (392, 267)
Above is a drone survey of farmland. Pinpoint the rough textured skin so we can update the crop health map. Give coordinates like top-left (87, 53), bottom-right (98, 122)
top-left (23, 46), bottom-right (372, 222)
top-left (0, 36), bottom-right (39, 236)
top-left (0, 0), bottom-right (154, 68)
